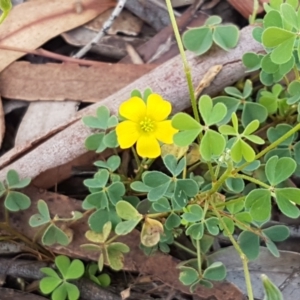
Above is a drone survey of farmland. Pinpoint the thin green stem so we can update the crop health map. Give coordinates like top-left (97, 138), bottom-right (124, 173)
top-left (196, 239), bottom-right (202, 275)
top-left (165, 0), bottom-right (200, 124)
top-left (234, 122), bottom-right (300, 174)
top-left (173, 240), bottom-right (197, 257)
top-left (131, 146), bottom-right (141, 167)
top-left (210, 201), bottom-right (254, 300)
top-left (235, 174), bottom-right (270, 189)
top-left (249, 0), bottom-right (259, 24)
top-left (209, 162), bottom-right (233, 195)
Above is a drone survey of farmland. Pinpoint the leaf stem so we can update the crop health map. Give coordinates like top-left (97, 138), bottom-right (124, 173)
top-left (165, 0), bottom-right (200, 124)
top-left (173, 240), bottom-right (197, 257)
top-left (234, 174), bottom-right (270, 189)
top-left (234, 122), bottom-right (300, 174)
top-left (196, 239), bottom-right (202, 275)
top-left (210, 201), bottom-right (254, 300)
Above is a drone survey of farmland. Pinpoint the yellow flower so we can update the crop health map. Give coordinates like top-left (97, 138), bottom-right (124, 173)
top-left (116, 94), bottom-right (178, 158)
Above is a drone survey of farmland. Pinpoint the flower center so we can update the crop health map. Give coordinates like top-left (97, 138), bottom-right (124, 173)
top-left (140, 117), bottom-right (155, 133)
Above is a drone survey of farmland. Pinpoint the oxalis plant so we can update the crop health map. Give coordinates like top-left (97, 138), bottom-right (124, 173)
top-left (2, 1), bottom-right (300, 300)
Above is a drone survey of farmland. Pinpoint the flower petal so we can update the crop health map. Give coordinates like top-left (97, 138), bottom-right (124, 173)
top-left (136, 134), bottom-right (161, 158)
top-left (119, 97), bottom-right (146, 122)
top-left (146, 94), bottom-right (172, 121)
top-left (116, 121), bottom-right (140, 148)
top-left (155, 120), bottom-right (178, 144)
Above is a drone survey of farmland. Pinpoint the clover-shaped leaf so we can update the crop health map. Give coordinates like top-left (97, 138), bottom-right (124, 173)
top-left (163, 155), bottom-right (186, 177)
top-left (238, 231), bottom-right (260, 260)
top-left (42, 224), bottom-right (70, 246)
top-left (198, 95), bottom-right (227, 126)
top-left (152, 197), bottom-right (172, 213)
top-left (213, 25), bottom-right (239, 51)
top-left (265, 156), bottom-right (296, 186)
top-left (83, 169), bottom-right (109, 189)
top-left (182, 27), bottom-right (213, 56)
top-left (203, 262), bottom-right (226, 281)
top-left (242, 52), bottom-right (263, 72)
top-left (262, 225), bottom-right (290, 242)
top-left (172, 113), bottom-right (202, 146)
top-left (4, 191), bottom-right (31, 212)
top-left (182, 204), bottom-right (203, 223)
top-left (94, 155), bottom-right (121, 172)
top-left (165, 213), bottom-right (181, 230)
top-left (245, 189), bottom-right (271, 221)
top-left (106, 242), bottom-right (129, 271)
top-left (178, 266), bottom-right (199, 286)
top-left (6, 169), bottom-right (31, 189)
top-left (200, 130), bottom-right (226, 161)
top-left (186, 223), bottom-right (204, 240)
top-left (29, 199), bottom-right (51, 227)
top-left (262, 27), bottom-right (296, 64)
top-left (274, 188), bottom-right (300, 218)
top-left (82, 106), bottom-right (110, 130)
top-left (40, 255), bottom-right (84, 300)
top-left (205, 217), bottom-right (219, 235)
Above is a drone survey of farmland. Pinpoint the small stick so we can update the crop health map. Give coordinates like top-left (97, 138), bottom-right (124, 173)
top-left (73, 0), bottom-right (127, 58)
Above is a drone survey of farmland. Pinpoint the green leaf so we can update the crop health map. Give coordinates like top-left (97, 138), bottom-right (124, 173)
top-left (65, 259), bottom-right (84, 280)
top-left (182, 27), bottom-right (213, 55)
top-left (165, 213), bottom-right (181, 230)
top-left (213, 96), bottom-right (240, 125)
top-left (174, 179), bottom-right (198, 207)
top-left (29, 200), bottom-right (51, 227)
top-left (225, 177), bottom-right (244, 193)
top-left (39, 277), bottom-right (62, 294)
top-left (271, 36), bottom-right (296, 64)
top-left (231, 139), bottom-right (256, 163)
top-left (242, 52), bottom-right (262, 72)
top-left (182, 204), bottom-right (203, 222)
top-left (42, 224), bottom-right (70, 246)
top-left (265, 156), bottom-right (296, 186)
top-left (65, 282), bottom-right (80, 300)
top-left (205, 15), bottom-right (222, 26)
top-left (287, 80), bottom-right (300, 104)
top-left (242, 102), bottom-right (267, 127)
top-left (200, 130), bottom-right (226, 161)
top-left (198, 95), bottom-right (227, 126)
top-left (205, 217), bottom-right (219, 235)
top-left (186, 223), bottom-right (204, 240)
top-left (243, 119), bottom-right (259, 135)
top-left (220, 217), bottom-right (234, 236)
top-left (40, 267), bottom-right (61, 279)
top-left (178, 266), bottom-right (199, 285)
top-left (263, 225), bottom-right (290, 242)
top-left (4, 191), bottom-right (31, 211)
top-left (267, 124), bottom-right (294, 146)
top-left (213, 25), bottom-right (239, 51)
top-left (116, 200), bottom-right (142, 220)
top-left (5, 170), bottom-right (30, 189)
top-left (261, 274), bottom-right (283, 300)
top-left (107, 115), bottom-right (118, 128)
top-left (281, 3), bottom-right (298, 29)
top-left (51, 283), bottom-right (67, 300)
top-left (261, 54), bottom-right (279, 74)
top-left (84, 169), bottom-right (109, 189)
top-left (152, 197), bottom-right (172, 213)
top-left (88, 209), bottom-right (110, 233)
top-left (96, 106), bottom-right (110, 128)
top-left (103, 130), bottom-right (118, 148)
top-left (85, 133), bottom-right (106, 152)
top-left (245, 189), bottom-right (271, 221)
top-left (172, 113), bottom-right (202, 146)
top-left (263, 9), bottom-right (283, 28)
top-left (130, 89), bottom-right (142, 98)
top-left (275, 188), bottom-right (300, 218)
top-left (238, 231), bottom-right (260, 260)
top-left (266, 239), bottom-right (280, 257)
top-left (262, 27), bottom-right (295, 47)
top-left (55, 255), bottom-right (70, 279)
top-left (107, 181), bottom-right (125, 205)
top-left (203, 262), bottom-right (226, 281)
top-left (115, 219), bottom-right (140, 235)
top-left (163, 155), bottom-right (185, 177)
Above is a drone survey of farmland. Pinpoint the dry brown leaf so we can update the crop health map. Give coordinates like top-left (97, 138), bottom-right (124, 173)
top-left (0, 61), bottom-right (156, 102)
top-left (0, 0), bottom-right (115, 72)
top-left (0, 186), bottom-right (244, 300)
top-left (0, 98), bottom-right (4, 148)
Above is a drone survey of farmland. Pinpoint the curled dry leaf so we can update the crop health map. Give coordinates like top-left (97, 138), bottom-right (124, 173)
top-left (0, 0), bottom-right (115, 72)
top-left (140, 217), bottom-right (164, 247)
